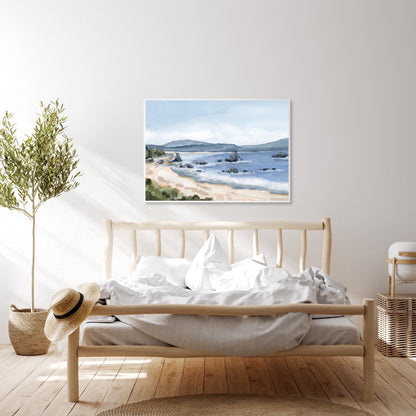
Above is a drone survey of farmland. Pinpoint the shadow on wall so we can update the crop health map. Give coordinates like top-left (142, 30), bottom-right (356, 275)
top-left (0, 145), bottom-right (365, 341)
top-left (0, 144), bottom-right (315, 342)
top-left (0, 145), bottom-right (236, 302)
top-left (78, 147), bottom-right (313, 272)
top-left (77, 147), bottom-right (323, 274)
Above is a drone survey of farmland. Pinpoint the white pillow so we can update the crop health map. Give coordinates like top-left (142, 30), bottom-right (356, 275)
top-left (185, 234), bottom-right (231, 291)
top-left (211, 254), bottom-right (268, 291)
top-left (255, 266), bottom-right (291, 288)
top-left (132, 256), bottom-right (191, 287)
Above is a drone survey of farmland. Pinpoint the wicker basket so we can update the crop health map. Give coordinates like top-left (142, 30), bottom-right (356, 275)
top-left (8, 304), bottom-right (51, 355)
top-left (377, 293), bottom-right (416, 357)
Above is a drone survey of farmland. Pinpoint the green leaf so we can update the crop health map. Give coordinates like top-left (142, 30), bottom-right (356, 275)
top-left (0, 100), bottom-right (82, 212)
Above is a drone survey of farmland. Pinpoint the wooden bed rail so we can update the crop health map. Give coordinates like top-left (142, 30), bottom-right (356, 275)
top-left (77, 344), bottom-right (364, 359)
top-left (110, 220), bottom-right (326, 231)
top-left (89, 303), bottom-right (364, 316)
top-left (104, 217), bottom-right (332, 279)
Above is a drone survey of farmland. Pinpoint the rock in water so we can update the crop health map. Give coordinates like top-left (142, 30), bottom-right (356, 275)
top-left (225, 151), bottom-right (242, 162)
top-left (272, 151), bottom-right (288, 158)
top-left (170, 152), bottom-right (182, 162)
top-left (226, 167), bottom-right (239, 174)
top-left (193, 160), bottom-right (207, 165)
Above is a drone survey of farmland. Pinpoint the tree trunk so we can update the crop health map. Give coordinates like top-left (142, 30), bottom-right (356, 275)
top-left (31, 211), bottom-right (35, 313)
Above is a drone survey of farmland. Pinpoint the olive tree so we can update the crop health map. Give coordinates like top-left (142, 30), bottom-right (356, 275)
top-left (0, 100), bottom-right (81, 312)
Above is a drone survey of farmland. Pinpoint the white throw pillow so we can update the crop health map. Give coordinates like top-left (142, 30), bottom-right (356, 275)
top-left (211, 254), bottom-right (268, 291)
top-left (132, 256), bottom-right (191, 287)
top-left (185, 234), bottom-right (231, 291)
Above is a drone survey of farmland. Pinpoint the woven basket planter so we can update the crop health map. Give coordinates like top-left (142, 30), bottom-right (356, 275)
top-left (377, 293), bottom-right (416, 357)
top-left (8, 305), bottom-right (51, 355)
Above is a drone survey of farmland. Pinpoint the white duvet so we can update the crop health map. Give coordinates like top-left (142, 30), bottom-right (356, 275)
top-left (98, 266), bottom-right (349, 356)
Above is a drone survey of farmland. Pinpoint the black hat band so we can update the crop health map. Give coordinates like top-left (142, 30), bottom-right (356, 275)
top-left (54, 292), bottom-right (84, 319)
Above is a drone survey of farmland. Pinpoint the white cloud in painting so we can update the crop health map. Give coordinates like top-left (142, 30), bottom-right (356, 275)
top-left (145, 100), bottom-right (290, 146)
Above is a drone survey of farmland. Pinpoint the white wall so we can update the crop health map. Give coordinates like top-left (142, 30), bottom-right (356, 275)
top-left (1, 0), bottom-right (415, 343)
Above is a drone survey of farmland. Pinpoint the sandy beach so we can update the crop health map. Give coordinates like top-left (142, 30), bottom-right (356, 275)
top-left (146, 162), bottom-right (289, 202)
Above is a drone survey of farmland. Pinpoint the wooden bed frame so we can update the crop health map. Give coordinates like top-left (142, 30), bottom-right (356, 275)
top-left (66, 217), bottom-right (375, 402)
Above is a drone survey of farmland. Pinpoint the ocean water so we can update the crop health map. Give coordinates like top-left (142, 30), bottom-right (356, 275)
top-left (170, 151), bottom-right (289, 195)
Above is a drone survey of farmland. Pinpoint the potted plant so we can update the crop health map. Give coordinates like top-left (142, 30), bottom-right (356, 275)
top-left (0, 100), bottom-right (81, 355)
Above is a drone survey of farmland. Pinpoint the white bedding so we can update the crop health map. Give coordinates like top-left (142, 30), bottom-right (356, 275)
top-left (97, 265), bottom-right (350, 356)
top-left (90, 234), bottom-right (352, 356)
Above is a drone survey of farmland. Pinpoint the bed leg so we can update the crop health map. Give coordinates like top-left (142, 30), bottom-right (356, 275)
top-left (68, 328), bottom-right (80, 402)
top-left (362, 298), bottom-right (375, 401)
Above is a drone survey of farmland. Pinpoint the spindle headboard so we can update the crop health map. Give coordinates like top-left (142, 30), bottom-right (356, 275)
top-left (103, 218), bottom-right (332, 279)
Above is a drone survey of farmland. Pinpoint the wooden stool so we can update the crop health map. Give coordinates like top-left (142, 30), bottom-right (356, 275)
top-left (387, 252), bottom-right (416, 296)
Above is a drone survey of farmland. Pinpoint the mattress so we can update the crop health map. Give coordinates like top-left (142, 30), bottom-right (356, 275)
top-left (80, 316), bottom-right (361, 347)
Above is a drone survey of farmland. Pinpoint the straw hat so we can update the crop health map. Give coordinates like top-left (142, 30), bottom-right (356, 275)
top-left (44, 282), bottom-right (101, 342)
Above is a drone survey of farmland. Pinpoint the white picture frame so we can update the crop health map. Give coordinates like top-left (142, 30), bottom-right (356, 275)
top-left (144, 99), bottom-right (291, 203)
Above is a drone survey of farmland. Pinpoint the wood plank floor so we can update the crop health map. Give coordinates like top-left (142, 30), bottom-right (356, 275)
top-left (0, 346), bottom-right (415, 416)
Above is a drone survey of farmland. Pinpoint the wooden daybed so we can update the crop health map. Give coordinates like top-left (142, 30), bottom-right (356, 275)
top-left (66, 218), bottom-right (375, 402)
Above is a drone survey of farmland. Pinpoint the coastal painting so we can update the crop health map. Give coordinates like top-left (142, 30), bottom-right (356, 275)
top-left (145, 99), bottom-right (290, 202)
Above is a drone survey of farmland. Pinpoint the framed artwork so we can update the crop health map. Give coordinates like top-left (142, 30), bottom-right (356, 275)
top-left (145, 99), bottom-right (290, 202)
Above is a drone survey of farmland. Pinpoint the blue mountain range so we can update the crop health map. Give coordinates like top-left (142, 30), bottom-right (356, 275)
top-left (147, 138), bottom-right (288, 152)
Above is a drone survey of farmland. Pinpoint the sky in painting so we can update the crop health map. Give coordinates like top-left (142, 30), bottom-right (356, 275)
top-left (145, 100), bottom-right (290, 146)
